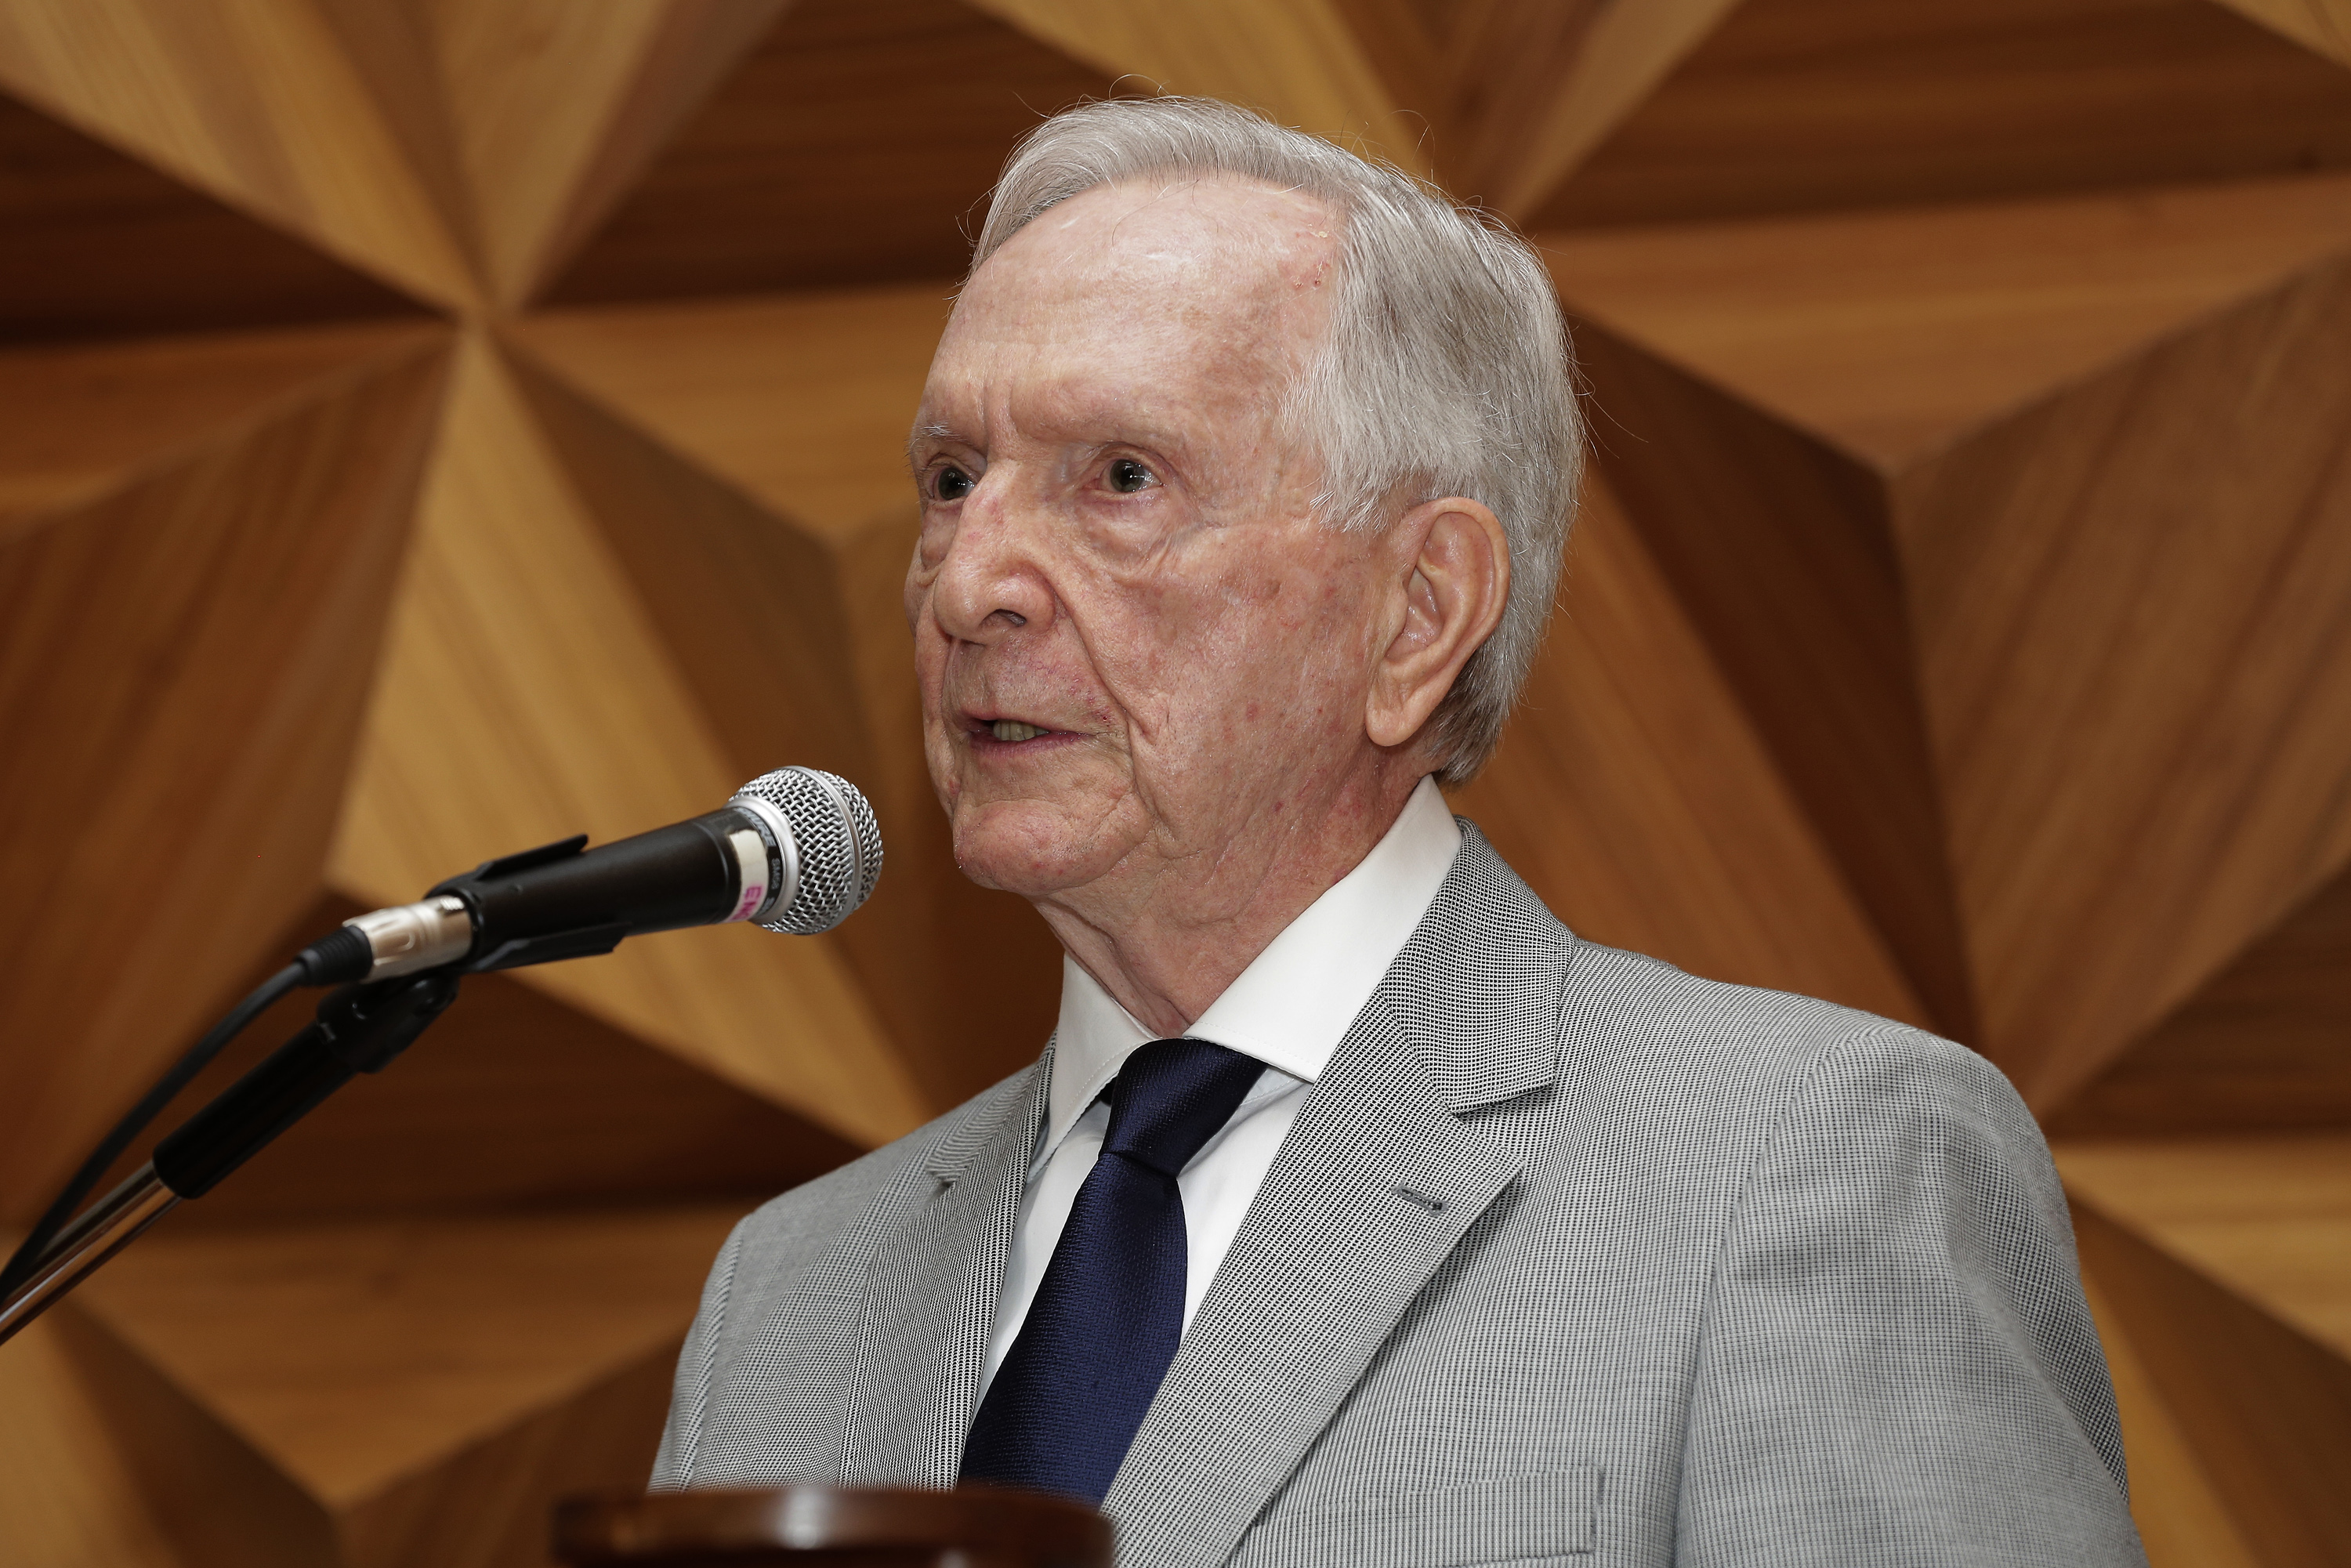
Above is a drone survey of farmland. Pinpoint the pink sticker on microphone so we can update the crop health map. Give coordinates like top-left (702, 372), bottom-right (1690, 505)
top-left (726, 829), bottom-right (770, 922)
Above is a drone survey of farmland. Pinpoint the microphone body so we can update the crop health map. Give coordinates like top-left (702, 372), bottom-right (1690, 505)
top-left (333, 766), bottom-right (881, 981)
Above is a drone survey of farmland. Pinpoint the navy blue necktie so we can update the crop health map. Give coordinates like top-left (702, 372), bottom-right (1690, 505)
top-left (960, 1037), bottom-right (1262, 1503)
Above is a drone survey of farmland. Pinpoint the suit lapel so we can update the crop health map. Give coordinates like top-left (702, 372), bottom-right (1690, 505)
top-left (1103, 829), bottom-right (1576, 1568)
top-left (837, 1051), bottom-right (1049, 1487)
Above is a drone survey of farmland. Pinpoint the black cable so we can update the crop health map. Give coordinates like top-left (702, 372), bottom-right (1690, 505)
top-left (1, 925), bottom-right (375, 1296)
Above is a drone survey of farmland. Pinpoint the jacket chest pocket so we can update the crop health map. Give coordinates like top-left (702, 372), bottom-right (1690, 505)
top-left (1231, 1467), bottom-right (1603, 1566)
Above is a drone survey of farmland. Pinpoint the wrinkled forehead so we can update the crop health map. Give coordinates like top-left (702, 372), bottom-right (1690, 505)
top-left (934, 176), bottom-right (1342, 391)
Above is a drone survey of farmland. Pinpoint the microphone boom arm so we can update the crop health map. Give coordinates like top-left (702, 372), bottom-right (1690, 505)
top-left (0, 970), bottom-right (463, 1345)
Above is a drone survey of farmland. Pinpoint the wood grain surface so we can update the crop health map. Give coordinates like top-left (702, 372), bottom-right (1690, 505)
top-left (0, 327), bottom-right (451, 1217)
top-left (1454, 476), bottom-right (1928, 1026)
top-left (325, 336), bottom-right (922, 1147)
top-left (1534, 0), bottom-right (2351, 230)
top-left (2052, 865), bottom-right (2351, 1135)
top-left (0, 0), bottom-right (475, 309)
top-left (2, 2), bottom-right (2346, 1563)
top-left (2067, 1145), bottom-right (2351, 1567)
top-left (541, 0), bottom-right (1118, 306)
top-left (0, 90), bottom-right (425, 343)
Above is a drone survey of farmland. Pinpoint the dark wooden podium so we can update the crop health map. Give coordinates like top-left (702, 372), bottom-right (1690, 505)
top-left (554, 1486), bottom-right (1113, 1567)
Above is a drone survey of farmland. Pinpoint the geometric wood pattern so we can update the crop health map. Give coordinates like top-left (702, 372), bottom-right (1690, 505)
top-left (2063, 1138), bottom-right (2351, 1566)
top-left (1453, 475), bottom-right (1932, 1030)
top-left (2051, 865), bottom-right (2351, 1135)
top-left (1526, 0), bottom-right (2351, 230)
top-left (541, 0), bottom-right (1118, 306)
top-left (1552, 173), bottom-right (2351, 1100)
top-left (2, 1), bottom-right (2347, 1563)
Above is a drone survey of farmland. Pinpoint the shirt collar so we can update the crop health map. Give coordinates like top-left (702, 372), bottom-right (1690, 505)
top-left (1044, 775), bottom-right (1463, 1155)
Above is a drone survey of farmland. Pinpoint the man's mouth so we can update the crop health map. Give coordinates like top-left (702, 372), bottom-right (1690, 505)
top-left (989, 720), bottom-right (1049, 742)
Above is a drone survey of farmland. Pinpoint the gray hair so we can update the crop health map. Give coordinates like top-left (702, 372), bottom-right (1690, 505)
top-left (970, 96), bottom-right (1581, 784)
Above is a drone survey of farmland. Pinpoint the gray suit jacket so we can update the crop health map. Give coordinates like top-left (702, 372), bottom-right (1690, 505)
top-left (654, 827), bottom-right (2146, 1566)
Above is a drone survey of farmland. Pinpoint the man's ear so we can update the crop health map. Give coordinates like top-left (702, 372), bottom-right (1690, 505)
top-left (1366, 496), bottom-right (1510, 752)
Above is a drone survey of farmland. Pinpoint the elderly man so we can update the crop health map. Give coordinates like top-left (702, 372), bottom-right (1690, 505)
top-left (654, 98), bottom-right (2145, 1566)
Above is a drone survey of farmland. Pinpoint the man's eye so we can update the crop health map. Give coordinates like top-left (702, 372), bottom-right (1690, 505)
top-left (1107, 458), bottom-right (1157, 494)
top-left (931, 465), bottom-right (975, 502)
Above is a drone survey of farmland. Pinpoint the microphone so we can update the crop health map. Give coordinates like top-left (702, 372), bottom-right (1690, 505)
top-left (313, 766), bottom-right (882, 983)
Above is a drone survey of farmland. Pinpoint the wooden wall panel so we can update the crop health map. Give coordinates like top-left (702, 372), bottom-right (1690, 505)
top-left (540, 0), bottom-right (1120, 306)
top-left (1552, 176), bottom-right (2351, 1108)
top-left (967, 0), bottom-right (1425, 175)
top-left (1904, 254), bottom-right (2351, 1106)
top-left (2051, 864), bottom-right (2351, 1136)
top-left (2, 3), bottom-right (2346, 1564)
top-left (0, 1316), bottom-right (185, 1568)
top-left (0, 322), bottom-right (441, 526)
top-left (0, 0), bottom-right (475, 309)
top-left (1562, 319), bottom-right (1972, 1037)
top-left (2080, 1270), bottom-right (2264, 1566)
top-left (504, 289), bottom-right (958, 538)
top-left (1545, 173), bottom-right (2351, 472)
top-left (325, 336), bottom-right (922, 1146)
top-left (335, 1349), bottom-right (675, 1568)
top-left (0, 327), bottom-right (450, 1218)
top-left (111, 894), bottom-right (860, 1226)
top-left (0, 91), bottom-right (425, 344)
top-left (2067, 1140), bottom-right (2351, 1567)
top-left (403, 0), bottom-right (789, 309)
top-left (503, 289), bottom-right (1067, 1106)
top-left (505, 350), bottom-right (1061, 1109)
top-left (1454, 476), bottom-right (1927, 1026)
top-left (1532, 0), bottom-right (2351, 230)
top-left (67, 1209), bottom-right (739, 1566)
top-left (2219, 0), bottom-right (2351, 63)
top-left (53, 1303), bottom-right (337, 1568)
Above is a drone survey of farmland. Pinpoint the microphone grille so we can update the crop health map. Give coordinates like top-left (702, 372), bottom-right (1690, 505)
top-left (734, 767), bottom-right (883, 935)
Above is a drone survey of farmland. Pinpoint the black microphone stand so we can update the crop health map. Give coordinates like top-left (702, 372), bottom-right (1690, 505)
top-left (0, 970), bottom-right (462, 1345)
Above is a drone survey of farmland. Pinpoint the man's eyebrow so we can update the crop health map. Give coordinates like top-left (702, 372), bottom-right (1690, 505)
top-left (906, 423), bottom-right (957, 470)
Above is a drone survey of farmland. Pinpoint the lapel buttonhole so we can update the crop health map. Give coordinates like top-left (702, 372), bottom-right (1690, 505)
top-left (1393, 1184), bottom-right (1445, 1214)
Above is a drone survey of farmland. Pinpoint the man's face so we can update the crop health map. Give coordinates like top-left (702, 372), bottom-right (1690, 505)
top-left (906, 177), bottom-right (1395, 914)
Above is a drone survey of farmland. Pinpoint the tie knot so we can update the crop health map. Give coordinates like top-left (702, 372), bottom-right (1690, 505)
top-left (1101, 1037), bottom-right (1262, 1179)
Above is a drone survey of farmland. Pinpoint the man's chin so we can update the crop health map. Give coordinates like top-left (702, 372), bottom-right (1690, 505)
top-left (948, 797), bottom-right (1128, 901)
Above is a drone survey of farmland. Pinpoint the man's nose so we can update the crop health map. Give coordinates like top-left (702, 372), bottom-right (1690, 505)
top-left (929, 483), bottom-right (1055, 644)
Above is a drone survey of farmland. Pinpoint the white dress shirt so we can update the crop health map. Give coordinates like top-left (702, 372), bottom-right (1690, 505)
top-left (976, 776), bottom-right (1463, 1400)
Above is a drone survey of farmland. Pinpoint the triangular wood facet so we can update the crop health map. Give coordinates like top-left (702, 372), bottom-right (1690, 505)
top-left (506, 287), bottom-right (957, 543)
top-left (1554, 193), bottom-right (2351, 1106)
top-left (46, 1305), bottom-right (335, 1568)
top-left (1545, 174), bottom-right (2351, 471)
top-left (327, 335), bottom-right (924, 1146)
top-left (0, 322), bottom-right (447, 529)
top-left (1456, 475), bottom-right (1926, 1027)
top-left (2049, 863), bottom-right (2351, 1136)
top-left (0, 0), bottom-right (477, 310)
top-left (2065, 1150), bottom-right (2351, 1566)
top-left (1904, 252), bottom-right (2351, 1108)
top-left (400, 0), bottom-right (791, 310)
top-left (2078, 1269), bottom-right (2265, 1567)
top-left (1532, 0), bottom-right (2351, 232)
top-left (540, 0), bottom-right (1121, 305)
top-left (971, 0), bottom-right (1426, 175)
top-left (115, 893), bottom-right (862, 1226)
top-left (505, 330), bottom-right (1063, 1110)
top-left (0, 92), bottom-right (429, 344)
top-left (1565, 317), bottom-right (1975, 1041)
top-left (303, 0), bottom-right (485, 299)
top-left (0, 1316), bottom-right (183, 1568)
top-left (67, 1208), bottom-right (741, 1556)
top-left (2214, 0), bottom-right (2351, 66)
top-left (1449, 0), bottom-right (1742, 217)
top-left (0, 329), bottom-right (452, 1217)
